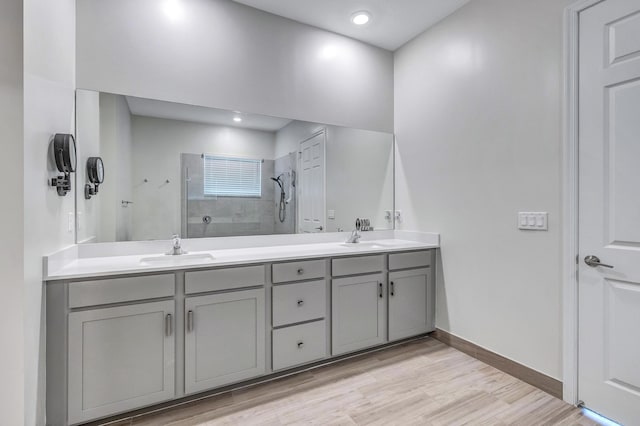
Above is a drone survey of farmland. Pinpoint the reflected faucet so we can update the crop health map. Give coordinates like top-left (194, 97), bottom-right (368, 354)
top-left (345, 219), bottom-right (362, 244)
top-left (168, 234), bottom-right (187, 255)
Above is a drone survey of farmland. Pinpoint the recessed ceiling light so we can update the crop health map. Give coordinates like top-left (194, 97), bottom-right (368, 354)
top-left (351, 11), bottom-right (371, 26)
top-left (233, 117), bottom-right (242, 123)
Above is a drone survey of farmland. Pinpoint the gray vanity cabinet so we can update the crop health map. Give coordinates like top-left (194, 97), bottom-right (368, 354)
top-left (67, 300), bottom-right (175, 424)
top-left (388, 268), bottom-right (433, 341)
top-left (331, 273), bottom-right (386, 355)
top-left (48, 249), bottom-right (435, 424)
top-left (184, 288), bottom-right (266, 394)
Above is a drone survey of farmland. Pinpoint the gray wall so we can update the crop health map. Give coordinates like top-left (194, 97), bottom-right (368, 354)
top-left (76, 0), bottom-right (394, 133)
top-left (394, 0), bottom-right (571, 379)
top-left (275, 121), bottom-right (395, 232)
top-left (99, 93), bottom-right (134, 242)
top-left (132, 116), bottom-right (276, 241)
top-left (75, 90), bottom-right (101, 243)
top-left (0, 0), bottom-right (25, 423)
top-left (24, 0), bottom-right (77, 423)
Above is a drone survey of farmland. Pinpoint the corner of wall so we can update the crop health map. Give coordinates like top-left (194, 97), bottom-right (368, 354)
top-left (0, 0), bottom-right (25, 424)
top-left (23, 0), bottom-right (76, 423)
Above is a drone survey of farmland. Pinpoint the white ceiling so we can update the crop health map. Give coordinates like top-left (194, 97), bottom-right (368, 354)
top-left (232, 0), bottom-right (472, 51)
top-left (125, 97), bottom-right (292, 132)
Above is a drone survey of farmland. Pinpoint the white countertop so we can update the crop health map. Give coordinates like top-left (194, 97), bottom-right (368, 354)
top-left (45, 237), bottom-right (438, 281)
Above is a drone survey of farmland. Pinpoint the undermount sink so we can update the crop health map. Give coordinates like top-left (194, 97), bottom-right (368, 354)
top-left (139, 252), bottom-right (214, 266)
top-left (339, 242), bottom-right (389, 249)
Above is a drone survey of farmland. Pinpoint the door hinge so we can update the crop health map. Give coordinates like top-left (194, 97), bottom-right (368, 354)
top-left (576, 254), bottom-right (579, 265)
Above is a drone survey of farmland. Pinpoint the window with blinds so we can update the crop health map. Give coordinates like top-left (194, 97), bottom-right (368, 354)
top-left (203, 155), bottom-right (262, 197)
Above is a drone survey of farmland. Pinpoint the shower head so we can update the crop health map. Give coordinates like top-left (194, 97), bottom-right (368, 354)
top-left (271, 175), bottom-right (284, 190)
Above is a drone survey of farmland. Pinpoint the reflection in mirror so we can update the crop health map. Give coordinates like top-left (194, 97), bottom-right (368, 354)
top-left (75, 90), bottom-right (394, 243)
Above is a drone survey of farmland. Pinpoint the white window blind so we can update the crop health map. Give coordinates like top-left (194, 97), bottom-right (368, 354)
top-left (203, 155), bottom-right (262, 197)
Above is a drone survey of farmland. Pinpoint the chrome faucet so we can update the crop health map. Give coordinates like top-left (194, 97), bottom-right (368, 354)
top-left (167, 234), bottom-right (187, 255)
top-left (345, 219), bottom-right (362, 244)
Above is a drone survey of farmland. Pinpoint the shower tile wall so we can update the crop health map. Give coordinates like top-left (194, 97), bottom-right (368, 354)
top-left (274, 152), bottom-right (296, 234)
top-left (182, 153), bottom-right (276, 238)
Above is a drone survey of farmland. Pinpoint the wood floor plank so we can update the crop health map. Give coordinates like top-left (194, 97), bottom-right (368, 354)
top-left (432, 329), bottom-right (564, 399)
top-left (121, 338), bottom-right (599, 426)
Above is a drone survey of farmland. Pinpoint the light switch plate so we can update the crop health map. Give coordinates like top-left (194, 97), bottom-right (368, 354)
top-left (394, 210), bottom-right (402, 222)
top-left (328, 210), bottom-right (335, 220)
top-left (518, 212), bottom-right (548, 231)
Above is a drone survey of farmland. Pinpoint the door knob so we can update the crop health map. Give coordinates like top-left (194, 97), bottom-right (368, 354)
top-left (315, 226), bottom-right (323, 231)
top-left (584, 255), bottom-right (614, 269)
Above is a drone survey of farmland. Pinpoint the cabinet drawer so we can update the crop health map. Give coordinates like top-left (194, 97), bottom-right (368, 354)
top-left (272, 280), bottom-right (326, 327)
top-left (185, 265), bottom-right (265, 294)
top-left (389, 250), bottom-right (431, 271)
top-left (69, 274), bottom-right (174, 308)
top-left (272, 320), bottom-right (326, 371)
top-left (332, 255), bottom-right (384, 277)
top-left (272, 259), bottom-right (326, 283)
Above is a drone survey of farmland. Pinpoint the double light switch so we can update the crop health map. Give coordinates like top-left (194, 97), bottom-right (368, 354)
top-left (518, 212), bottom-right (548, 231)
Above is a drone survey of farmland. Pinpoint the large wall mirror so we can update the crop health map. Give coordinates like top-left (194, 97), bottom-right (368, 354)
top-left (75, 90), bottom-right (395, 243)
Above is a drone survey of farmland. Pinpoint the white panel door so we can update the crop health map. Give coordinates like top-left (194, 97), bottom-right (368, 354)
top-left (68, 301), bottom-right (175, 424)
top-left (579, 1), bottom-right (640, 424)
top-left (184, 289), bottom-right (265, 394)
top-left (299, 130), bottom-right (326, 233)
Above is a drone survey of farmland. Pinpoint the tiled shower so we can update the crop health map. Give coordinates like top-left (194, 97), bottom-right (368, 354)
top-left (181, 152), bottom-right (296, 238)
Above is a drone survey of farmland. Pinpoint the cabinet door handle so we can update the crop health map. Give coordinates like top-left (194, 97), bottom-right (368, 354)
top-left (297, 299), bottom-right (304, 307)
top-left (297, 341), bottom-right (304, 349)
top-left (390, 281), bottom-right (395, 297)
top-left (187, 310), bottom-right (194, 332)
top-left (165, 313), bottom-right (173, 337)
top-left (297, 268), bottom-right (304, 275)
top-left (379, 282), bottom-right (383, 298)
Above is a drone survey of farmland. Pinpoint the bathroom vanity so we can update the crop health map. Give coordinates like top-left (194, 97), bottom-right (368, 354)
top-left (45, 233), bottom-right (438, 425)
top-left (51, 83), bottom-right (432, 425)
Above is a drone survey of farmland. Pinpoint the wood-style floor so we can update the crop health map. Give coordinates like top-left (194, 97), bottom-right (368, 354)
top-left (108, 338), bottom-right (601, 426)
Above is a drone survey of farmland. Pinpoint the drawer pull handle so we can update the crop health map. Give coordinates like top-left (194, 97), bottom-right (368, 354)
top-left (297, 341), bottom-right (304, 349)
top-left (379, 282), bottom-right (383, 298)
top-left (187, 310), bottom-right (194, 332)
top-left (297, 299), bottom-right (304, 307)
top-left (390, 281), bottom-right (395, 297)
top-left (297, 268), bottom-right (304, 275)
top-left (165, 313), bottom-right (172, 337)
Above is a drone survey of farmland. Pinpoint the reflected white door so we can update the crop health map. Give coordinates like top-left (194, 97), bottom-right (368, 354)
top-left (578, 1), bottom-right (640, 424)
top-left (299, 131), bottom-right (326, 233)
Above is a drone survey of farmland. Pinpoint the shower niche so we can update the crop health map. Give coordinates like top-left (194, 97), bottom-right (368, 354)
top-left (74, 90), bottom-right (394, 243)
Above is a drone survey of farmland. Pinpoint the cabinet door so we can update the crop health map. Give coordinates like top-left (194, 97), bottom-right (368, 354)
top-left (332, 273), bottom-right (386, 355)
top-left (388, 268), bottom-right (433, 341)
top-left (68, 300), bottom-right (175, 424)
top-left (185, 288), bottom-right (265, 394)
